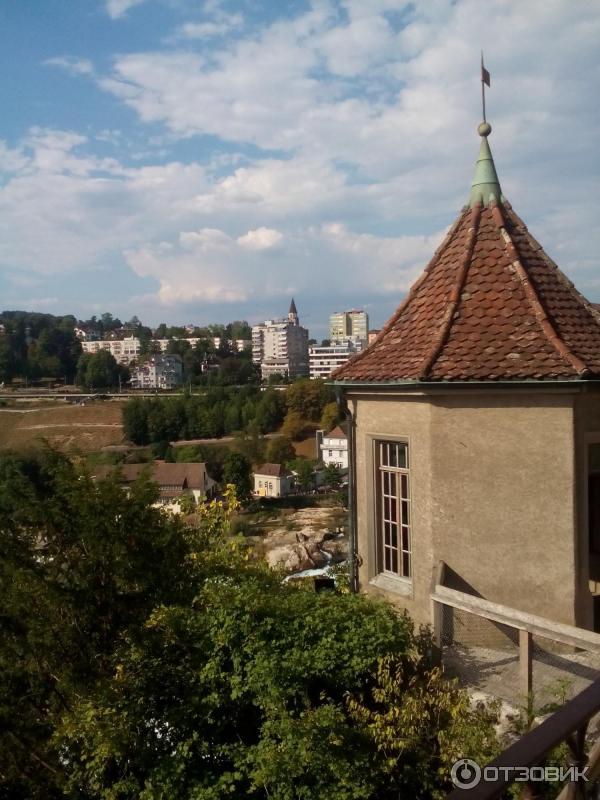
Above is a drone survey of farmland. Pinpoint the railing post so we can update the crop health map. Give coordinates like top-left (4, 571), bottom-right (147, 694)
top-left (431, 561), bottom-right (447, 662)
top-left (519, 629), bottom-right (533, 699)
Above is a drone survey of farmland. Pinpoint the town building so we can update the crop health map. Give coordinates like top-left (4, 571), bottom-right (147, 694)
top-left (81, 336), bottom-right (141, 364)
top-left (129, 354), bottom-right (183, 390)
top-left (93, 461), bottom-right (216, 513)
top-left (316, 425), bottom-right (348, 469)
top-left (252, 299), bottom-right (309, 380)
top-left (333, 119), bottom-right (600, 635)
top-left (253, 463), bottom-right (293, 498)
top-left (309, 339), bottom-right (363, 379)
top-left (329, 309), bottom-right (369, 342)
top-left (367, 330), bottom-right (380, 345)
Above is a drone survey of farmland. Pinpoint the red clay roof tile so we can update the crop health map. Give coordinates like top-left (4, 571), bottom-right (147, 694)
top-left (333, 198), bottom-right (600, 383)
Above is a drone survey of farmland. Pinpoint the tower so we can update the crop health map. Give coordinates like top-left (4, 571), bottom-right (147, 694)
top-left (333, 114), bottom-right (600, 633)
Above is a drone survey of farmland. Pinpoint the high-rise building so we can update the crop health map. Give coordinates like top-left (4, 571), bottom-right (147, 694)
top-left (252, 299), bottom-right (309, 380)
top-left (329, 309), bottom-right (369, 342)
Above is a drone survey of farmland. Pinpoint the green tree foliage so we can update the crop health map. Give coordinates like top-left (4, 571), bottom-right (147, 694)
top-left (281, 409), bottom-right (305, 441)
top-left (225, 320), bottom-right (252, 340)
top-left (222, 451), bottom-right (252, 503)
top-left (0, 453), bottom-right (500, 799)
top-left (285, 378), bottom-right (334, 422)
top-left (291, 458), bottom-right (315, 492)
top-left (323, 463), bottom-right (343, 489)
top-left (266, 436), bottom-right (296, 465)
top-left (122, 388), bottom-right (282, 446)
top-left (320, 401), bottom-right (340, 432)
top-left (0, 450), bottom-right (191, 798)
top-left (0, 311), bottom-right (81, 383)
top-left (76, 350), bottom-right (124, 389)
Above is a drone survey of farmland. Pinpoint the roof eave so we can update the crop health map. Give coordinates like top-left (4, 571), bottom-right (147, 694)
top-left (331, 377), bottom-right (599, 391)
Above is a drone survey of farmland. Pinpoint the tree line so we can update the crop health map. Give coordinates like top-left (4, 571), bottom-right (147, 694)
top-left (0, 311), bottom-right (81, 383)
top-left (122, 379), bottom-right (337, 447)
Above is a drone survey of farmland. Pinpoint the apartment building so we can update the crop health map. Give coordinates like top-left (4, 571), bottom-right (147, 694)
top-left (252, 299), bottom-right (309, 380)
top-left (81, 336), bottom-right (141, 365)
top-left (309, 339), bottom-right (363, 379)
top-left (329, 309), bottom-right (369, 342)
top-left (129, 354), bottom-right (183, 390)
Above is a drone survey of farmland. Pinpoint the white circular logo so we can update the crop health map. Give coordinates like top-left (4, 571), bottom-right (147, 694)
top-left (451, 758), bottom-right (482, 789)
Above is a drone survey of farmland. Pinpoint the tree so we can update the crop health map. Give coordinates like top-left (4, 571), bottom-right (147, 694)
top-left (222, 451), bottom-right (252, 503)
top-left (286, 378), bottom-right (335, 422)
top-left (320, 401), bottom-right (340, 432)
top-left (281, 409), bottom-right (305, 441)
top-left (77, 349), bottom-right (120, 389)
top-left (122, 397), bottom-right (150, 444)
top-left (291, 457), bottom-right (315, 492)
top-left (0, 453), bottom-right (500, 800)
top-left (266, 436), bottom-right (296, 465)
top-left (323, 463), bottom-right (343, 489)
top-left (255, 388), bottom-right (286, 433)
top-left (0, 450), bottom-right (192, 798)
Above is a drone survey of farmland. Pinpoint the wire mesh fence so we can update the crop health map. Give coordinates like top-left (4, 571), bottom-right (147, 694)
top-left (439, 604), bottom-right (600, 712)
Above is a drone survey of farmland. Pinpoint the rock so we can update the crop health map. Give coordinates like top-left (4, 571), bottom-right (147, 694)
top-left (265, 542), bottom-right (329, 572)
top-left (320, 537), bottom-right (348, 563)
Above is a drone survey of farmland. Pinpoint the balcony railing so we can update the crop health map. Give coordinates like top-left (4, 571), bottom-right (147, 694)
top-left (446, 675), bottom-right (600, 798)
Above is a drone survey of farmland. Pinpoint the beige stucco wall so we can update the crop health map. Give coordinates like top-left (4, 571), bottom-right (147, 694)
top-left (350, 388), bottom-right (585, 631)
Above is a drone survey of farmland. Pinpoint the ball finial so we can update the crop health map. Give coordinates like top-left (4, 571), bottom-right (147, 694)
top-left (478, 121), bottom-right (492, 137)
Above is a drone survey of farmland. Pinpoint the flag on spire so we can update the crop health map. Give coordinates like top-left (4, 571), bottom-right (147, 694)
top-left (481, 54), bottom-right (490, 87)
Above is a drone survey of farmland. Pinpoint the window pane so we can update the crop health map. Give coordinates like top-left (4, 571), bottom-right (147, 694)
top-left (398, 444), bottom-right (407, 469)
top-left (401, 500), bottom-right (409, 525)
top-left (402, 552), bottom-right (410, 577)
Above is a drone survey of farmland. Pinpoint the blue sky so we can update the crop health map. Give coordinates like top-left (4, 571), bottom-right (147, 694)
top-left (0, 0), bottom-right (599, 338)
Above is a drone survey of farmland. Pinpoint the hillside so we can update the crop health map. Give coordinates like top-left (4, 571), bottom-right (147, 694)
top-left (0, 400), bottom-right (124, 452)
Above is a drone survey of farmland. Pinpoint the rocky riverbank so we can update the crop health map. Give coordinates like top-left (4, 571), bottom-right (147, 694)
top-left (245, 506), bottom-right (348, 574)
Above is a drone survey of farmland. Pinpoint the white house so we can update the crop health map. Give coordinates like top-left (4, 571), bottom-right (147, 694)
top-left (317, 425), bottom-right (348, 469)
top-left (253, 463), bottom-right (293, 497)
top-left (129, 354), bottom-right (183, 390)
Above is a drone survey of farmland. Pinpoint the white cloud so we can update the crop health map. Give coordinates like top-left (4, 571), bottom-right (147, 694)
top-left (177, 14), bottom-right (244, 39)
top-left (237, 227), bottom-right (283, 250)
top-left (4, 0), bottom-right (600, 326)
top-left (105, 0), bottom-right (146, 19)
top-left (44, 56), bottom-right (95, 76)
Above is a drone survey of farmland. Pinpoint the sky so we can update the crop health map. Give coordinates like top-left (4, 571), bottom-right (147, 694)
top-left (0, 0), bottom-right (599, 339)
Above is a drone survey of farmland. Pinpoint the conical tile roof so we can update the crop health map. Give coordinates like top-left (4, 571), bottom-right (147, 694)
top-left (333, 127), bottom-right (600, 383)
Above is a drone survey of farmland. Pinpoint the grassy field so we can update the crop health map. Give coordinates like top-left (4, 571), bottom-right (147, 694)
top-left (0, 400), bottom-right (124, 452)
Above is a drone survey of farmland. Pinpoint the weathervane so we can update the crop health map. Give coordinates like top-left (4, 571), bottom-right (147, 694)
top-left (480, 52), bottom-right (491, 124)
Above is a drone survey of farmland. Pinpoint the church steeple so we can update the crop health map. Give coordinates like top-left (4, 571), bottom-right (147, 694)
top-left (288, 298), bottom-right (299, 325)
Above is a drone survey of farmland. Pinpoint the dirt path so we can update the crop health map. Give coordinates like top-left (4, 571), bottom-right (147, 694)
top-left (22, 423), bottom-right (122, 430)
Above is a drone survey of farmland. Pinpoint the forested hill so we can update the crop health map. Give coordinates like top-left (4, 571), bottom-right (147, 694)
top-left (0, 310), bottom-right (81, 383)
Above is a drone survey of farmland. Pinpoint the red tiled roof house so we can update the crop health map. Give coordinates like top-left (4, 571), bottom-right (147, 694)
top-left (332, 121), bottom-right (600, 633)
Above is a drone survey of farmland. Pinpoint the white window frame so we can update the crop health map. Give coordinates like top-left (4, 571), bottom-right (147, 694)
top-left (376, 440), bottom-right (411, 579)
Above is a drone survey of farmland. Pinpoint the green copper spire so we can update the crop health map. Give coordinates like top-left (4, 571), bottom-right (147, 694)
top-left (468, 122), bottom-right (503, 207)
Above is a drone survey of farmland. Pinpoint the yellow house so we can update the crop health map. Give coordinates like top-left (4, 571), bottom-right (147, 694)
top-left (253, 463), bottom-right (292, 498)
top-left (333, 120), bottom-right (600, 633)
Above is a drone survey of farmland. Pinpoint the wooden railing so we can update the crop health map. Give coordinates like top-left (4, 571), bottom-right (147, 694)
top-left (430, 562), bottom-right (600, 697)
top-left (431, 563), bottom-right (600, 797)
top-left (445, 675), bottom-right (600, 798)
